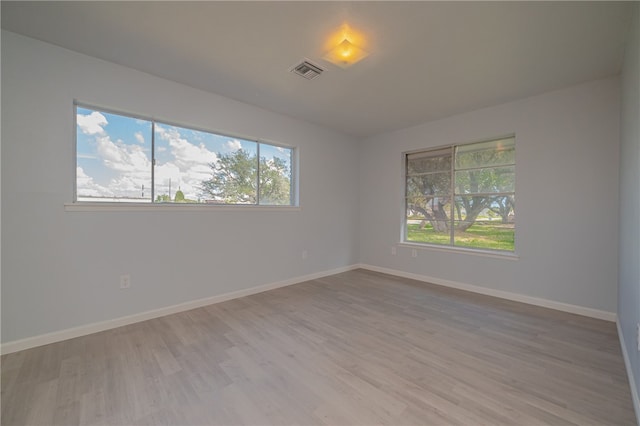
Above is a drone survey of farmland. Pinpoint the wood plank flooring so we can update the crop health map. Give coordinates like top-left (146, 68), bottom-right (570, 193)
top-left (1, 269), bottom-right (636, 425)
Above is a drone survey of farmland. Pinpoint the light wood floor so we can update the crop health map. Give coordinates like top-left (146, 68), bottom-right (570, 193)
top-left (1, 269), bottom-right (636, 425)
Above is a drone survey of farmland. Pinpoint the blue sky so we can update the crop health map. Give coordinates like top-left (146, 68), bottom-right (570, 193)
top-left (76, 107), bottom-right (291, 201)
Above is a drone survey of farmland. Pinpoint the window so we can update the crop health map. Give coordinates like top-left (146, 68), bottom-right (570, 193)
top-left (405, 136), bottom-right (515, 252)
top-left (75, 105), bottom-right (295, 205)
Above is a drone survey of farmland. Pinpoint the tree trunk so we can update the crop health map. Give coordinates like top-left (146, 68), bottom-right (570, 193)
top-left (411, 202), bottom-right (449, 233)
top-left (489, 196), bottom-right (514, 223)
top-left (431, 202), bottom-right (449, 232)
top-left (454, 196), bottom-right (487, 232)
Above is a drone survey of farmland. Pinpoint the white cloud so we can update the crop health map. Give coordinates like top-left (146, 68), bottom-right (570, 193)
top-left (77, 111), bottom-right (107, 135)
top-left (225, 139), bottom-right (242, 151)
top-left (81, 123), bottom-right (223, 201)
top-left (173, 140), bottom-right (217, 170)
top-left (134, 132), bottom-right (145, 144)
top-left (78, 115), bottom-right (151, 199)
top-left (108, 175), bottom-right (149, 197)
top-left (78, 134), bottom-right (152, 199)
top-left (154, 162), bottom-right (212, 200)
top-left (96, 135), bottom-right (151, 174)
top-left (156, 125), bottom-right (217, 168)
top-left (154, 125), bottom-right (220, 200)
top-left (76, 166), bottom-right (113, 197)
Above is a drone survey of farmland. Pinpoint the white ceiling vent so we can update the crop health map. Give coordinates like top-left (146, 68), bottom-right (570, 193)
top-left (290, 60), bottom-right (323, 80)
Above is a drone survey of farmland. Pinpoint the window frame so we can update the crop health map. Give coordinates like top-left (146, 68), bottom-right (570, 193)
top-left (402, 135), bottom-right (516, 255)
top-left (72, 102), bottom-right (298, 209)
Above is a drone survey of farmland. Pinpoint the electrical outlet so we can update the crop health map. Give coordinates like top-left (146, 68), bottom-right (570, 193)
top-left (301, 250), bottom-right (308, 260)
top-left (391, 246), bottom-right (397, 255)
top-left (120, 274), bottom-right (131, 289)
top-left (412, 249), bottom-right (417, 258)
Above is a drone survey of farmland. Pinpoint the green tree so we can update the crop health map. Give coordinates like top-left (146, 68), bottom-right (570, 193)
top-left (259, 156), bottom-right (291, 205)
top-left (155, 194), bottom-right (171, 202)
top-left (489, 195), bottom-right (515, 223)
top-left (406, 154), bottom-right (451, 232)
top-left (407, 141), bottom-right (514, 233)
top-left (201, 149), bottom-right (257, 203)
top-left (200, 149), bottom-right (290, 205)
top-left (174, 189), bottom-right (185, 203)
top-left (452, 146), bottom-right (514, 231)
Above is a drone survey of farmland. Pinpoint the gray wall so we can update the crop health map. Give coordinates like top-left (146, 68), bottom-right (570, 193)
top-left (1, 31), bottom-right (360, 343)
top-left (619, 3), bottom-right (640, 412)
top-left (358, 77), bottom-right (621, 313)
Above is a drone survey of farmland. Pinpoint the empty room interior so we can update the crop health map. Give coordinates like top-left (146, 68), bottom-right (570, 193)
top-left (2, 1), bottom-right (640, 425)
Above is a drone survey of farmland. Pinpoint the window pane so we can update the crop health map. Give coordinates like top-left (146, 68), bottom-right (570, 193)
top-left (455, 166), bottom-right (514, 194)
top-left (407, 149), bottom-right (451, 174)
top-left (455, 137), bottom-right (515, 169)
top-left (154, 124), bottom-right (258, 204)
top-left (407, 173), bottom-right (451, 197)
top-left (155, 124), bottom-right (259, 205)
top-left (406, 197), bottom-right (452, 245)
top-left (452, 195), bottom-right (515, 251)
top-left (259, 143), bottom-right (293, 205)
top-left (76, 107), bottom-right (152, 202)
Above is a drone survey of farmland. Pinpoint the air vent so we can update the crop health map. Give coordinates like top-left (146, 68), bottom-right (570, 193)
top-left (291, 60), bottom-right (323, 80)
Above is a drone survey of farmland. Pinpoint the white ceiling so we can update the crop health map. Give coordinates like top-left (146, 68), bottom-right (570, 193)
top-left (1, 1), bottom-right (634, 138)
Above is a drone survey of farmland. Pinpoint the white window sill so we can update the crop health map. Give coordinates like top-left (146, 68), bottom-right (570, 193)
top-left (65, 203), bottom-right (302, 212)
top-left (398, 242), bottom-right (519, 260)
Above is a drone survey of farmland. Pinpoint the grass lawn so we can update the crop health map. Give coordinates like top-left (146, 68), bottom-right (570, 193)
top-left (407, 222), bottom-right (514, 251)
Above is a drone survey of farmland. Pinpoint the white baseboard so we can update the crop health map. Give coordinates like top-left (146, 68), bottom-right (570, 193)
top-left (1, 263), bottom-right (618, 355)
top-left (356, 263), bottom-right (617, 322)
top-left (0, 264), bottom-right (360, 355)
top-left (617, 320), bottom-right (640, 426)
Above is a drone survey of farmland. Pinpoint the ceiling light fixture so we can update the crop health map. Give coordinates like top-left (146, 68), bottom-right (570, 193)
top-left (323, 38), bottom-right (369, 68)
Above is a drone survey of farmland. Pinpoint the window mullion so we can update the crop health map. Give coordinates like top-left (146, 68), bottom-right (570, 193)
top-left (151, 121), bottom-right (155, 203)
top-left (256, 142), bottom-right (261, 205)
top-left (73, 103), bottom-right (78, 202)
top-left (450, 146), bottom-right (455, 246)
top-left (289, 150), bottom-right (298, 205)
top-left (456, 163), bottom-right (514, 172)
